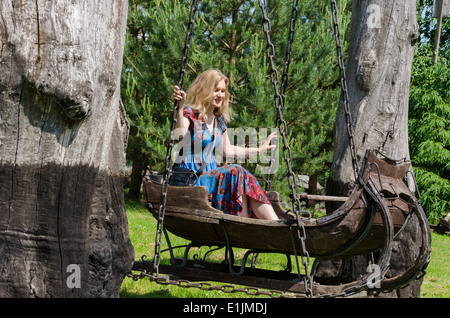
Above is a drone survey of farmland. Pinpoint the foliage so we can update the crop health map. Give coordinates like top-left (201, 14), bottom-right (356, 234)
top-left (122, 0), bottom-right (193, 172)
top-left (409, 1), bottom-right (450, 222)
top-left (409, 45), bottom-right (450, 222)
top-left (417, 0), bottom-right (450, 60)
top-left (121, 0), bottom-right (352, 201)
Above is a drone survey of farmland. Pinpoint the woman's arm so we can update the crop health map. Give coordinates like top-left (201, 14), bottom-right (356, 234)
top-left (220, 130), bottom-right (277, 159)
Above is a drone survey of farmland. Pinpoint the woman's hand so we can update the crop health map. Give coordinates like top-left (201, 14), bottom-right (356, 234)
top-left (174, 85), bottom-right (189, 133)
top-left (259, 130), bottom-right (278, 154)
top-left (172, 85), bottom-right (186, 106)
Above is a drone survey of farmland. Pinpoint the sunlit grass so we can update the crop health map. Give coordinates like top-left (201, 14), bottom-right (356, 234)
top-left (421, 231), bottom-right (450, 298)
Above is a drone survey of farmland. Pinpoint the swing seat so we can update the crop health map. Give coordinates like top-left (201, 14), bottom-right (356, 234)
top-left (142, 150), bottom-right (421, 259)
top-left (140, 150), bottom-right (431, 295)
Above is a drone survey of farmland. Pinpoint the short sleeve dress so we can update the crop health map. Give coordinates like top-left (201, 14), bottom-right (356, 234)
top-left (174, 106), bottom-right (271, 217)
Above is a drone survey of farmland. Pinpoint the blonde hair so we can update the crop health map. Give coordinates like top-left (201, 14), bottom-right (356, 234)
top-left (185, 69), bottom-right (232, 121)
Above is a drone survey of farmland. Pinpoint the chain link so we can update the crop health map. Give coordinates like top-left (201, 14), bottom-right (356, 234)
top-left (330, 0), bottom-right (359, 181)
top-left (127, 271), bottom-right (299, 298)
top-left (153, 0), bottom-right (200, 277)
top-left (257, 0), bottom-right (312, 297)
top-left (265, 0), bottom-right (299, 191)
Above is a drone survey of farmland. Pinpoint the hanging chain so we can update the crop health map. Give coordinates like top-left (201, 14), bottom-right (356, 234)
top-left (257, 0), bottom-right (312, 297)
top-left (279, 0), bottom-right (299, 105)
top-left (257, 0), bottom-right (303, 216)
top-left (153, 0), bottom-right (200, 277)
top-left (265, 0), bottom-right (299, 192)
top-left (330, 0), bottom-right (359, 181)
top-left (127, 271), bottom-right (300, 298)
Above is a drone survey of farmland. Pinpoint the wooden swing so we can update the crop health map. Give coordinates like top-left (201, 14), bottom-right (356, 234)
top-left (131, 0), bottom-right (431, 297)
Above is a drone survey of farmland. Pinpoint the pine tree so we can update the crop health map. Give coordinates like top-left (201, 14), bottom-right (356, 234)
top-left (122, 0), bottom-right (196, 197)
top-left (121, 0), bottom-right (352, 203)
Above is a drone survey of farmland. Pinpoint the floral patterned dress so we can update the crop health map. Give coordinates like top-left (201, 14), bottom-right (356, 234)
top-left (174, 106), bottom-right (271, 217)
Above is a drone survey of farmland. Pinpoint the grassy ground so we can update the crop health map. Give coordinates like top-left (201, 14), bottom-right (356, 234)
top-left (420, 229), bottom-right (450, 298)
top-left (120, 198), bottom-right (450, 298)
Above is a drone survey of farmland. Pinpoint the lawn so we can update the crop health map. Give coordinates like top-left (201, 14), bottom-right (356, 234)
top-left (120, 198), bottom-right (450, 298)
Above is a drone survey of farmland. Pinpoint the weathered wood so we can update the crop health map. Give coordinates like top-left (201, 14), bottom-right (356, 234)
top-left (133, 189), bottom-right (431, 296)
top-left (0, 0), bottom-right (134, 297)
top-left (330, 0), bottom-right (418, 192)
top-left (297, 193), bottom-right (348, 202)
top-left (439, 212), bottom-right (450, 229)
top-left (142, 151), bottom-right (417, 258)
top-left (143, 180), bottom-right (370, 257)
top-left (325, 0), bottom-right (428, 298)
top-left (141, 150), bottom-right (431, 296)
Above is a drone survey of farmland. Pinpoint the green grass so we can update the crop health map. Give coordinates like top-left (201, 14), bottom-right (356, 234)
top-left (421, 231), bottom-right (450, 298)
top-left (120, 198), bottom-right (450, 298)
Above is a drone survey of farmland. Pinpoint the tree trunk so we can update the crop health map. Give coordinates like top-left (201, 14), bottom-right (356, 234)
top-left (307, 171), bottom-right (319, 209)
top-left (323, 0), bottom-right (423, 297)
top-left (0, 0), bottom-right (134, 297)
top-left (331, 0), bottom-right (418, 190)
top-left (128, 148), bottom-right (146, 199)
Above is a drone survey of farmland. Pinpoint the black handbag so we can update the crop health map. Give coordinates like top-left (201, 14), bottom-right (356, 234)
top-left (169, 122), bottom-right (215, 187)
top-left (168, 166), bottom-right (199, 187)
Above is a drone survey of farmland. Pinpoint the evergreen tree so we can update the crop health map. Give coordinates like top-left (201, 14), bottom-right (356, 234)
top-left (121, 0), bottom-right (352, 203)
top-left (122, 0), bottom-right (196, 197)
top-left (276, 0), bottom-right (351, 198)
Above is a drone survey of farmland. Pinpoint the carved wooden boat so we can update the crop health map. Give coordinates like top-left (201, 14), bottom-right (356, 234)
top-left (143, 151), bottom-right (406, 257)
top-left (139, 150), bottom-right (431, 296)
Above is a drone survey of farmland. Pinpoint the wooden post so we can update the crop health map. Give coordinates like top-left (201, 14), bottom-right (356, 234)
top-left (433, 0), bottom-right (445, 63)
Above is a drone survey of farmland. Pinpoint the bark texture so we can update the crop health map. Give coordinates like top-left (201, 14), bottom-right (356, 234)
top-left (331, 0), bottom-right (418, 190)
top-left (323, 0), bottom-right (424, 297)
top-left (0, 0), bottom-right (134, 297)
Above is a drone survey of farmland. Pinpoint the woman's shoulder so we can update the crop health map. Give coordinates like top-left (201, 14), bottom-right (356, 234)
top-left (216, 114), bottom-right (227, 132)
top-left (183, 106), bottom-right (199, 121)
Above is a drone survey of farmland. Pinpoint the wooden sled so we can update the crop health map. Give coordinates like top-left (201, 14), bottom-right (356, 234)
top-left (136, 150), bottom-right (431, 296)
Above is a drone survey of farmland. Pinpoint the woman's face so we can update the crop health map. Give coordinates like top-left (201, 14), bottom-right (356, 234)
top-left (210, 79), bottom-right (226, 109)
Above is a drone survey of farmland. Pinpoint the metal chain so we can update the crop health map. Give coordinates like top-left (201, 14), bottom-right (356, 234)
top-left (279, 0), bottom-right (299, 105)
top-left (257, 0), bottom-right (312, 297)
top-left (153, 0), bottom-right (200, 277)
top-left (330, 0), bottom-right (359, 181)
top-left (127, 271), bottom-right (300, 298)
top-left (265, 0), bottom-right (299, 192)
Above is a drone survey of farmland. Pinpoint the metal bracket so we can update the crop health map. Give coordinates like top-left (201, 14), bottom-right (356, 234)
top-left (316, 209), bottom-right (348, 224)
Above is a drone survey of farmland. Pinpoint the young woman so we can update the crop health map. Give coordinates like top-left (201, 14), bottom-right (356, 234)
top-left (172, 68), bottom-right (278, 220)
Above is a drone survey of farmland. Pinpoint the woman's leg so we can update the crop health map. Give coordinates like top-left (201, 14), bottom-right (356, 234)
top-left (251, 198), bottom-right (279, 220)
top-left (240, 194), bottom-right (278, 220)
top-left (240, 195), bottom-right (249, 218)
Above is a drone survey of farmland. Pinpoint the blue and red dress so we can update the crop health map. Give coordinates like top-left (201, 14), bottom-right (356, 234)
top-left (174, 106), bottom-right (271, 217)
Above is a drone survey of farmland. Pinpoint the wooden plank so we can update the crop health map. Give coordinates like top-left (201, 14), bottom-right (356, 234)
top-left (297, 193), bottom-right (349, 202)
